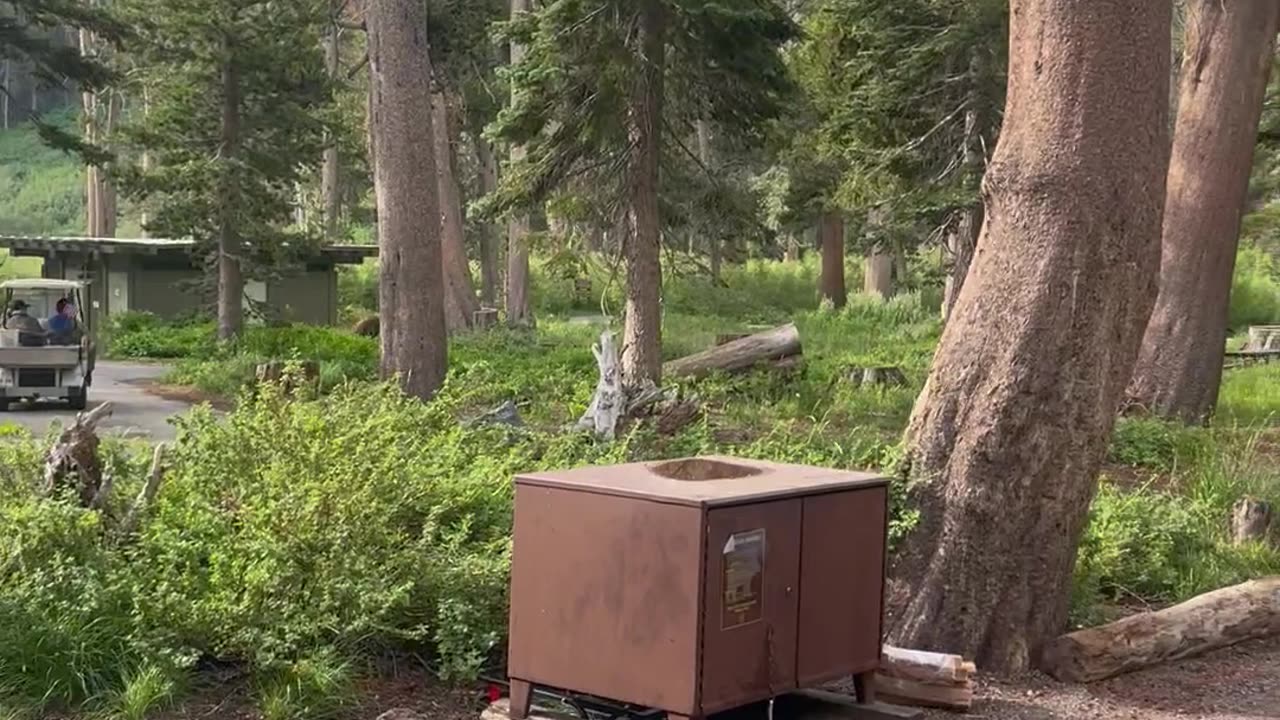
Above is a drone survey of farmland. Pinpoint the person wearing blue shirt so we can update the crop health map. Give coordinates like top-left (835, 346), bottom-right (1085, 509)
top-left (47, 298), bottom-right (76, 342)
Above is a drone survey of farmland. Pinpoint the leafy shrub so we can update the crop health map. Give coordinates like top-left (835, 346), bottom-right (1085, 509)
top-left (0, 500), bottom-right (143, 705)
top-left (1108, 418), bottom-right (1208, 471)
top-left (107, 312), bottom-right (217, 359)
top-left (1229, 245), bottom-right (1280, 330)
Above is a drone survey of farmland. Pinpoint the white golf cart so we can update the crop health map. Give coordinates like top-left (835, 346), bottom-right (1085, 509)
top-left (0, 279), bottom-right (96, 411)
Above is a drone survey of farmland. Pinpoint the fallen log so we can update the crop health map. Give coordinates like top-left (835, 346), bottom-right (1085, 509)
top-left (664, 323), bottom-right (802, 379)
top-left (1040, 576), bottom-right (1280, 683)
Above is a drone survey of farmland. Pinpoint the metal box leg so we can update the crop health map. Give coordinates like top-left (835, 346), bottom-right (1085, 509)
top-left (509, 679), bottom-right (533, 720)
top-left (853, 672), bottom-right (877, 704)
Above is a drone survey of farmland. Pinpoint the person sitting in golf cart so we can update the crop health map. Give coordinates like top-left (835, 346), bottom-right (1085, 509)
top-left (46, 298), bottom-right (81, 345)
top-left (4, 299), bottom-right (47, 346)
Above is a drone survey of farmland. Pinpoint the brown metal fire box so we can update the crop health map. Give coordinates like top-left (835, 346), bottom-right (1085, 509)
top-left (507, 456), bottom-right (890, 720)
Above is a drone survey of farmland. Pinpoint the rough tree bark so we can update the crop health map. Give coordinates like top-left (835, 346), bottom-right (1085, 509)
top-left (1126, 0), bottom-right (1280, 424)
top-left (217, 52), bottom-right (244, 341)
top-left (819, 210), bottom-right (846, 308)
top-left (943, 53), bottom-right (987, 323)
top-left (431, 87), bottom-right (481, 332)
top-left (888, 0), bottom-right (1171, 674)
top-left (620, 1), bottom-right (665, 390)
top-left (477, 138), bottom-right (501, 306)
top-left (367, 0), bottom-right (448, 400)
top-left (321, 2), bottom-right (343, 240)
top-left (505, 0), bottom-right (534, 327)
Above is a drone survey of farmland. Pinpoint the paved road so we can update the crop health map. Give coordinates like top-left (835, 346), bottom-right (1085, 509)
top-left (0, 361), bottom-right (192, 441)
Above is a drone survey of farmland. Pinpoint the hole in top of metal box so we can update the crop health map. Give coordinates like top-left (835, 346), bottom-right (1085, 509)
top-left (649, 458), bottom-right (763, 482)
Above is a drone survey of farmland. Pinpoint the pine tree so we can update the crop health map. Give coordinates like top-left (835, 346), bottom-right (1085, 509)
top-left (0, 0), bottom-right (123, 153)
top-left (488, 0), bottom-right (797, 388)
top-left (783, 0), bottom-right (1005, 308)
top-left (115, 0), bottom-right (331, 340)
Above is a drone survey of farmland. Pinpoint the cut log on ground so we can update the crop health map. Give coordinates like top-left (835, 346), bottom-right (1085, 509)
top-left (877, 646), bottom-right (975, 712)
top-left (664, 323), bottom-right (802, 379)
top-left (1040, 576), bottom-right (1280, 683)
top-left (1232, 497), bottom-right (1273, 545)
top-left (882, 646), bottom-right (975, 685)
top-left (875, 676), bottom-right (973, 712)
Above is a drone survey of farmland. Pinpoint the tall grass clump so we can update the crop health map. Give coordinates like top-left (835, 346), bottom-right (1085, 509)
top-left (1229, 245), bottom-right (1280, 330)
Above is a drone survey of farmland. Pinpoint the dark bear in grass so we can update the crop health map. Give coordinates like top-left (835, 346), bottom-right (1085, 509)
top-left (353, 315), bottom-right (380, 338)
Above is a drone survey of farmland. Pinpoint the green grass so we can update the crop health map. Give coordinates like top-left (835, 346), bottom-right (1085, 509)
top-left (9, 257), bottom-right (1280, 714)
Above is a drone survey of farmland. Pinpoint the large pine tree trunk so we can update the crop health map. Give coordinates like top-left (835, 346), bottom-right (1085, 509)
top-left (819, 210), bottom-right (846, 308)
top-left (367, 0), bottom-right (448, 400)
top-left (477, 138), bottom-right (501, 307)
top-left (943, 53), bottom-right (987, 323)
top-left (888, 0), bottom-right (1171, 674)
top-left (431, 88), bottom-right (480, 332)
top-left (321, 5), bottom-right (342, 240)
top-left (217, 55), bottom-right (244, 341)
top-left (1126, 0), bottom-right (1280, 424)
top-left (620, 1), bottom-right (665, 390)
top-left (505, 0), bottom-right (534, 328)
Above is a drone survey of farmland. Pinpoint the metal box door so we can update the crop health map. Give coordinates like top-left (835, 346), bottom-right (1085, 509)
top-left (699, 500), bottom-right (802, 715)
top-left (796, 487), bottom-right (888, 685)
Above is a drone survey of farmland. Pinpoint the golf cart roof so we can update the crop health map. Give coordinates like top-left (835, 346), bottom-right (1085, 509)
top-left (0, 279), bottom-right (88, 292)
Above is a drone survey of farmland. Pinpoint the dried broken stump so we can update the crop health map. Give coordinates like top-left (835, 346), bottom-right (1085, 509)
top-left (1232, 497), bottom-right (1273, 546)
top-left (1040, 576), bottom-right (1280, 683)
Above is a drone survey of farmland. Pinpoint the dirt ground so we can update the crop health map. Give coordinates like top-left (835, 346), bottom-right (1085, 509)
top-left (104, 635), bottom-right (1280, 720)
top-left (921, 635), bottom-right (1280, 720)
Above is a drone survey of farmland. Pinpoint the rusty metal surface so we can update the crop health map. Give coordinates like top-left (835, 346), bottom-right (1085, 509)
top-left (516, 456), bottom-right (887, 508)
top-left (796, 488), bottom-right (889, 686)
top-left (507, 484), bottom-right (704, 715)
top-left (699, 500), bottom-right (803, 715)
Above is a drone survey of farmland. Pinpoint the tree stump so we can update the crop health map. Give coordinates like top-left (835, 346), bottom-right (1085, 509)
top-left (1232, 497), bottom-right (1273, 546)
top-left (848, 366), bottom-right (908, 388)
top-left (255, 360), bottom-right (321, 395)
top-left (474, 307), bottom-right (499, 329)
top-left (43, 402), bottom-right (114, 506)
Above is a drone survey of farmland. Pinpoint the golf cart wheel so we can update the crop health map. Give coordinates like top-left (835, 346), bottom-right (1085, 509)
top-left (67, 387), bottom-right (87, 411)
top-left (0, 398), bottom-right (9, 412)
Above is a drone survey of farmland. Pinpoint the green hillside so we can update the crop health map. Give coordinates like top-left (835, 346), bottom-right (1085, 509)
top-left (0, 110), bottom-right (86, 237)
